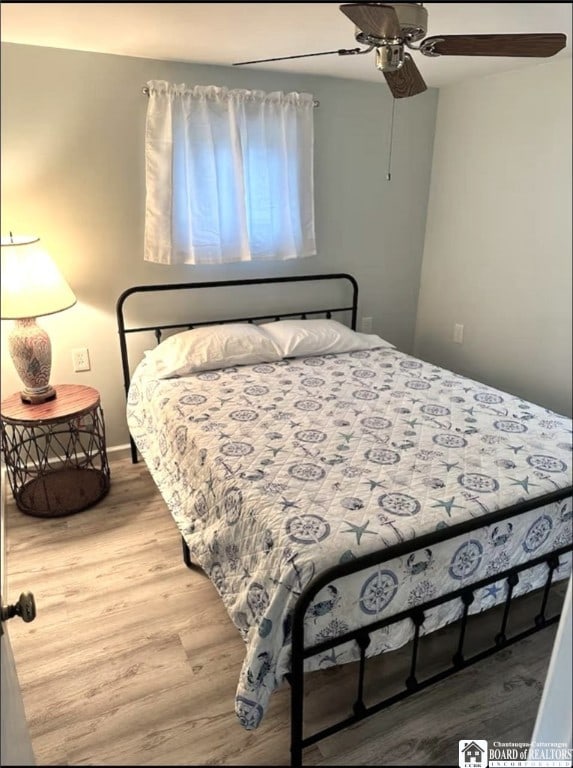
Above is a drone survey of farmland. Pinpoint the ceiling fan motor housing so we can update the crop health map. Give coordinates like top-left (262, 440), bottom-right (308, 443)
top-left (392, 3), bottom-right (428, 43)
top-left (354, 2), bottom-right (428, 48)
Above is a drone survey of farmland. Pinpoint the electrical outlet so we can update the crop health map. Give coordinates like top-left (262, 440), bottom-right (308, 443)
top-left (72, 347), bottom-right (91, 372)
top-left (453, 323), bottom-right (464, 344)
top-left (361, 316), bottom-right (373, 333)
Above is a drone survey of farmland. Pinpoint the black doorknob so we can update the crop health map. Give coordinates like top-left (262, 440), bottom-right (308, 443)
top-left (1, 592), bottom-right (36, 623)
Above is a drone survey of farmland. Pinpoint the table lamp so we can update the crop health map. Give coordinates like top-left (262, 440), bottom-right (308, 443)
top-left (1, 234), bottom-right (77, 404)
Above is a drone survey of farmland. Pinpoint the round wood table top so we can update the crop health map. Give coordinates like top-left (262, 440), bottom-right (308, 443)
top-left (0, 384), bottom-right (101, 424)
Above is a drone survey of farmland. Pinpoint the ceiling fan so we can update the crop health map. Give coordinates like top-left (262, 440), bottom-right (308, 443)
top-left (233, 3), bottom-right (567, 99)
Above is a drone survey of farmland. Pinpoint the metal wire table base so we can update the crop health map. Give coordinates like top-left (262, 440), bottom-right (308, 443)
top-left (1, 405), bottom-right (110, 517)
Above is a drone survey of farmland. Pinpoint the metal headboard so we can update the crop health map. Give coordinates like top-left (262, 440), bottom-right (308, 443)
top-left (116, 273), bottom-right (358, 462)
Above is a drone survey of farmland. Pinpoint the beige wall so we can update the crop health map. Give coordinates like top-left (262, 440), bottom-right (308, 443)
top-left (1, 43), bottom-right (438, 447)
top-left (415, 58), bottom-right (572, 417)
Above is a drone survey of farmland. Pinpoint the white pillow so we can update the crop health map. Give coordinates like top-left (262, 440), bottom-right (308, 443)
top-left (259, 318), bottom-right (394, 359)
top-left (144, 323), bottom-right (282, 378)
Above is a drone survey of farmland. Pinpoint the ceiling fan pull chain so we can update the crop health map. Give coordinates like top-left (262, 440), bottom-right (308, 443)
top-left (386, 97), bottom-right (396, 182)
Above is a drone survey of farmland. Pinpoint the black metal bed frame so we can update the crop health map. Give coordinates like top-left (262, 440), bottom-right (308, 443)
top-left (116, 273), bottom-right (572, 767)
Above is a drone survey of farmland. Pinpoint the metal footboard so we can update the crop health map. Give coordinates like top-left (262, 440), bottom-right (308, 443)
top-left (289, 486), bottom-right (573, 766)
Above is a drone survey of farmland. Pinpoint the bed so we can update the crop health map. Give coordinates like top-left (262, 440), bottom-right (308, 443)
top-left (117, 273), bottom-right (572, 765)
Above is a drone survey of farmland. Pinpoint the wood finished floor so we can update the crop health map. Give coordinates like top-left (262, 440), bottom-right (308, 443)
top-left (4, 455), bottom-right (564, 766)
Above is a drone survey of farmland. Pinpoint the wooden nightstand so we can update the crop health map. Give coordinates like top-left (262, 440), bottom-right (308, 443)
top-left (0, 384), bottom-right (110, 518)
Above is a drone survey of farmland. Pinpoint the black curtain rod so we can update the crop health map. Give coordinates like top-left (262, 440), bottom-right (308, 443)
top-left (141, 86), bottom-right (319, 107)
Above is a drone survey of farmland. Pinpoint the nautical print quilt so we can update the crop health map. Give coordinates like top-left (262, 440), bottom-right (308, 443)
top-left (127, 346), bottom-right (572, 730)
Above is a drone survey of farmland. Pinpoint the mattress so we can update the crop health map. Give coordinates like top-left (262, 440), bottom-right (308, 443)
top-left (127, 345), bottom-right (572, 730)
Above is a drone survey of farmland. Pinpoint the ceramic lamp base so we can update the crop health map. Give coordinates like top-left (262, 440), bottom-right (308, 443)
top-left (20, 386), bottom-right (57, 404)
top-left (8, 317), bottom-right (56, 404)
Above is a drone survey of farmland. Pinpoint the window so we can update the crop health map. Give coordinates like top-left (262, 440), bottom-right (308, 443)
top-left (144, 81), bottom-right (316, 265)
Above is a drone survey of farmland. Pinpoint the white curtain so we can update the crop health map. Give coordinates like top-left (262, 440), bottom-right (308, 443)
top-left (144, 81), bottom-right (316, 265)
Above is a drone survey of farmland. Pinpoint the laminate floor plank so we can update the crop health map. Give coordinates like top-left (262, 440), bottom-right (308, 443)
top-left (4, 456), bottom-right (564, 766)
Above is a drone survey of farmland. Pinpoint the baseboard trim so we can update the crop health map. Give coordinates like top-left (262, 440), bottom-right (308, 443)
top-left (107, 444), bottom-right (135, 463)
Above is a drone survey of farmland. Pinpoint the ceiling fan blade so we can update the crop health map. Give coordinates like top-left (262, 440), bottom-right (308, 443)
top-left (383, 53), bottom-right (427, 99)
top-left (233, 49), bottom-right (357, 66)
top-left (340, 3), bottom-right (401, 39)
top-left (421, 33), bottom-right (567, 58)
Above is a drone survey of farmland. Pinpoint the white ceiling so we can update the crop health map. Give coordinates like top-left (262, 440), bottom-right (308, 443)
top-left (1, 3), bottom-right (571, 89)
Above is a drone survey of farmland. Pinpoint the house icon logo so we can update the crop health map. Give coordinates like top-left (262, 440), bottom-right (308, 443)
top-left (459, 740), bottom-right (488, 768)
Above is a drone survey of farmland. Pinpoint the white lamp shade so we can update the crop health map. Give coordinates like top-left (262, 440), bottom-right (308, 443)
top-left (1, 236), bottom-right (77, 319)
